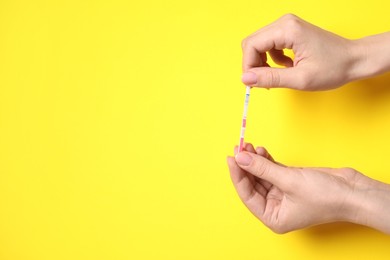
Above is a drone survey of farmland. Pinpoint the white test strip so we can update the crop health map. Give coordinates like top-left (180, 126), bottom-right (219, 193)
top-left (238, 86), bottom-right (251, 152)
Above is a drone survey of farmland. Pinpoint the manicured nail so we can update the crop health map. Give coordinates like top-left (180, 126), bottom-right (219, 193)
top-left (235, 152), bottom-right (253, 166)
top-left (241, 72), bottom-right (257, 85)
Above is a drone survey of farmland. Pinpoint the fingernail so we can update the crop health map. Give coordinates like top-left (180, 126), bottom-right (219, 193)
top-left (241, 72), bottom-right (257, 85)
top-left (235, 152), bottom-right (253, 166)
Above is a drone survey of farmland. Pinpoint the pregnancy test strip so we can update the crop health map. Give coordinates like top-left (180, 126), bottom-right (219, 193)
top-left (238, 86), bottom-right (251, 152)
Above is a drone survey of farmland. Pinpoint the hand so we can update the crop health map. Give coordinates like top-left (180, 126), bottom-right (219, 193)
top-left (227, 143), bottom-right (390, 234)
top-left (241, 14), bottom-right (369, 90)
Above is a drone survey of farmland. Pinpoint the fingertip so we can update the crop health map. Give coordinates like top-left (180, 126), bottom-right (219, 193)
top-left (244, 142), bottom-right (255, 153)
top-left (227, 155), bottom-right (238, 167)
top-left (256, 146), bottom-right (275, 161)
top-left (234, 145), bottom-right (238, 156)
top-left (255, 146), bottom-right (267, 157)
top-left (235, 152), bottom-right (253, 167)
top-left (241, 72), bottom-right (258, 85)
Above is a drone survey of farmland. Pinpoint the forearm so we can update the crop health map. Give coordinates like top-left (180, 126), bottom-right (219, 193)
top-left (350, 32), bottom-right (390, 81)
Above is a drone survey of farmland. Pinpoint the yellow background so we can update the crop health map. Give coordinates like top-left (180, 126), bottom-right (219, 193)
top-left (1, 0), bottom-right (390, 259)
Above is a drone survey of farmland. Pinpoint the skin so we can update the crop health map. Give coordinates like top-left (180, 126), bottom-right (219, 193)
top-left (241, 14), bottom-right (390, 90)
top-left (227, 143), bottom-right (390, 234)
top-left (229, 14), bottom-right (390, 234)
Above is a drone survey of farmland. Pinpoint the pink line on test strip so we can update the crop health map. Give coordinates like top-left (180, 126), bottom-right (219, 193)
top-left (238, 86), bottom-right (251, 152)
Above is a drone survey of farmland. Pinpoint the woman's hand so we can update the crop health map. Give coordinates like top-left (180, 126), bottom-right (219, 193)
top-left (227, 143), bottom-right (390, 234)
top-left (241, 14), bottom-right (390, 90)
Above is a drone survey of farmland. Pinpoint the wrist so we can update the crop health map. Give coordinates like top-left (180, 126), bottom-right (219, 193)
top-left (345, 178), bottom-right (390, 234)
top-left (348, 33), bottom-right (390, 82)
top-left (347, 38), bottom-right (371, 82)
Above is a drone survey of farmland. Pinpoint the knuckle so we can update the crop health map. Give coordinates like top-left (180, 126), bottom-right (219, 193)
top-left (264, 70), bottom-right (281, 87)
top-left (241, 38), bottom-right (250, 49)
top-left (253, 158), bottom-right (270, 178)
top-left (280, 13), bottom-right (298, 21)
top-left (337, 167), bottom-right (359, 182)
top-left (272, 28), bottom-right (284, 42)
top-left (340, 167), bottom-right (357, 176)
top-left (241, 38), bottom-right (246, 49)
top-left (282, 15), bottom-right (303, 37)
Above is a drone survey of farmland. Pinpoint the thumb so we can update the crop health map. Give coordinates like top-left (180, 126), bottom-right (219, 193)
top-left (242, 67), bottom-right (305, 89)
top-left (235, 152), bottom-right (293, 189)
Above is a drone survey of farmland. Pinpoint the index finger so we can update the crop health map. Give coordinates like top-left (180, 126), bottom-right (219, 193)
top-left (241, 15), bottom-right (297, 72)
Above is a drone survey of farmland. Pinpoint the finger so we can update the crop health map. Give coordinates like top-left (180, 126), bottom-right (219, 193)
top-left (242, 66), bottom-right (304, 89)
top-left (242, 19), bottom-right (295, 73)
top-left (241, 14), bottom-right (307, 89)
top-left (255, 146), bottom-right (271, 160)
top-left (241, 45), bottom-right (267, 72)
top-left (268, 49), bottom-right (293, 67)
top-left (227, 156), bottom-right (266, 217)
top-left (235, 152), bottom-right (295, 190)
top-left (258, 178), bottom-right (273, 191)
top-left (255, 147), bottom-right (287, 167)
top-left (254, 147), bottom-right (276, 190)
top-left (254, 181), bottom-right (270, 198)
top-left (244, 142), bottom-right (256, 153)
top-left (233, 147), bottom-right (256, 183)
top-left (242, 29), bottom-right (278, 73)
top-left (234, 143), bottom-right (256, 156)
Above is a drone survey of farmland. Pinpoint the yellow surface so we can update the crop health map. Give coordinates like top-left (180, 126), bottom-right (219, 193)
top-left (1, 0), bottom-right (390, 259)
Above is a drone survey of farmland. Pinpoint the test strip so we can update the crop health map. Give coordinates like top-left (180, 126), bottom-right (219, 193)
top-left (238, 86), bottom-right (251, 152)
